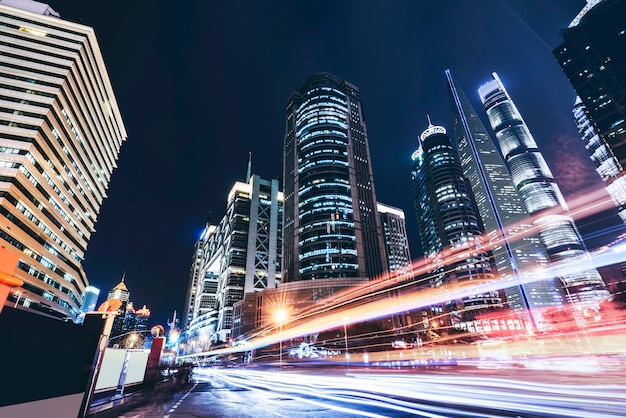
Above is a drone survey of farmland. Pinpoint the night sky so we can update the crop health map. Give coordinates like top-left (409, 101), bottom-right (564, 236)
top-left (47, 0), bottom-right (624, 327)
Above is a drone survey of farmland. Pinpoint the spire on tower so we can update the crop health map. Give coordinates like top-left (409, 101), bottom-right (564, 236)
top-left (246, 151), bottom-right (252, 183)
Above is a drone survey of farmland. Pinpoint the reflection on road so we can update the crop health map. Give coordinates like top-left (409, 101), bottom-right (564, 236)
top-left (193, 364), bottom-right (626, 417)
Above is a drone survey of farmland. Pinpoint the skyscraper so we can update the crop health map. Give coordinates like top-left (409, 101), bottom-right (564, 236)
top-left (446, 70), bottom-right (558, 327)
top-left (377, 202), bottom-right (412, 275)
top-left (107, 275), bottom-right (130, 340)
top-left (0, 1), bottom-right (127, 320)
top-left (479, 72), bottom-right (610, 305)
top-left (411, 120), bottom-right (502, 328)
top-left (189, 173), bottom-right (283, 343)
top-left (283, 72), bottom-right (386, 283)
top-left (553, 0), bottom-right (626, 224)
top-left (572, 97), bottom-right (626, 223)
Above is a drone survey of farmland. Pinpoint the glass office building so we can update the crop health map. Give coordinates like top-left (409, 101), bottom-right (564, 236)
top-left (283, 72), bottom-right (386, 282)
top-left (479, 73), bottom-right (610, 305)
top-left (411, 121), bottom-right (501, 327)
top-left (446, 70), bottom-right (559, 328)
top-left (377, 202), bottom-right (411, 275)
top-left (572, 97), bottom-right (626, 223)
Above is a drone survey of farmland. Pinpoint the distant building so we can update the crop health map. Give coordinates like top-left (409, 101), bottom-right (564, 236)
top-left (479, 72), bottom-right (610, 305)
top-left (446, 70), bottom-right (558, 328)
top-left (0, 0), bottom-right (127, 320)
top-left (181, 234), bottom-right (206, 330)
top-left (411, 120), bottom-right (502, 329)
top-left (554, 0), bottom-right (626, 223)
top-left (185, 172), bottom-right (283, 344)
top-left (76, 285), bottom-right (99, 323)
top-left (180, 310), bottom-right (216, 355)
top-left (107, 276), bottom-right (130, 303)
top-left (377, 203), bottom-right (411, 275)
top-left (107, 275), bottom-right (130, 340)
top-left (123, 302), bottom-right (150, 334)
top-left (283, 72), bottom-right (387, 283)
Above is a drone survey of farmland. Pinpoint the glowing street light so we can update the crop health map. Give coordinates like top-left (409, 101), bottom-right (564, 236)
top-left (274, 309), bottom-right (288, 367)
top-left (127, 332), bottom-right (139, 349)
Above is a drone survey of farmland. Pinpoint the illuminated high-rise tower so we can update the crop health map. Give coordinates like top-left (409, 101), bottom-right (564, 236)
top-left (0, 1), bottom-right (127, 320)
top-left (190, 173), bottom-right (282, 343)
top-left (554, 0), bottom-right (626, 224)
top-left (446, 70), bottom-right (559, 327)
top-left (283, 72), bottom-right (386, 282)
top-left (411, 120), bottom-right (502, 328)
top-left (571, 98), bottom-right (626, 223)
top-left (479, 72), bottom-right (610, 305)
top-left (107, 275), bottom-right (130, 340)
top-left (377, 202), bottom-right (411, 275)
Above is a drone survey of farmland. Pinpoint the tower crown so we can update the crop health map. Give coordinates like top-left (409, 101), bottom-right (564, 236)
top-left (420, 120), bottom-right (447, 141)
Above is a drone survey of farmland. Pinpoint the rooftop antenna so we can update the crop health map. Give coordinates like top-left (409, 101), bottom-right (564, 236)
top-left (121, 270), bottom-right (126, 282)
top-left (246, 151), bottom-right (252, 183)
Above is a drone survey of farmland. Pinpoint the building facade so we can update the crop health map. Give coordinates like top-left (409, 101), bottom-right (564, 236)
top-left (283, 72), bottom-right (386, 283)
top-left (188, 174), bottom-right (283, 343)
top-left (76, 284), bottom-right (99, 323)
top-left (411, 121), bottom-right (502, 329)
top-left (107, 276), bottom-right (130, 340)
top-left (479, 72), bottom-right (610, 305)
top-left (181, 234), bottom-right (205, 330)
top-left (446, 70), bottom-right (558, 328)
top-left (377, 202), bottom-right (411, 275)
top-left (572, 97), bottom-right (626, 223)
top-left (0, 1), bottom-right (127, 320)
top-left (553, 0), bottom-right (626, 223)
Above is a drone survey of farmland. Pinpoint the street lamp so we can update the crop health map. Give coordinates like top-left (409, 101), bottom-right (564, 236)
top-left (343, 317), bottom-right (349, 369)
top-left (274, 309), bottom-right (287, 367)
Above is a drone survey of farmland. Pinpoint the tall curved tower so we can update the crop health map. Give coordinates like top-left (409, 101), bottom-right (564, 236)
top-left (411, 120), bottom-right (501, 327)
top-left (446, 70), bottom-right (559, 328)
top-left (283, 72), bottom-right (386, 282)
top-left (479, 72), bottom-right (610, 305)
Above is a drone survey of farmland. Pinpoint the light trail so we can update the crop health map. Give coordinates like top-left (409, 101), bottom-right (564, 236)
top-left (181, 252), bottom-right (626, 359)
top-left (194, 367), bottom-right (626, 417)
top-left (178, 185), bottom-right (626, 361)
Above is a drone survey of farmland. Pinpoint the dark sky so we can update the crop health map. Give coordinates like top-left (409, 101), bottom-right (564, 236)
top-left (47, 0), bottom-right (624, 327)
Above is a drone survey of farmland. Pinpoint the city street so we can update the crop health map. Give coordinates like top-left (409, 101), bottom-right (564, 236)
top-left (90, 363), bottom-right (626, 418)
